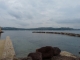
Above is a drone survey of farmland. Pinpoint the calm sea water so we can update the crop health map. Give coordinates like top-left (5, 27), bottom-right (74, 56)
top-left (1, 30), bottom-right (80, 57)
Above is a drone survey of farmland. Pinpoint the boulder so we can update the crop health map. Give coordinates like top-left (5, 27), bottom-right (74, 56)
top-left (51, 56), bottom-right (76, 60)
top-left (13, 57), bottom-right (20, 60)
top-left (36, 46), bottom-right (61, 59)
top-left (28, 52), bottom-right (42, 60)
top-left (53, 47), bottom-right (61, 56)
top-left (36, 46), bottom-right (54, 59)
top-left (21, 57), bottom-right (30, 60)
top-left (60, 51), bottom-right (77, 58)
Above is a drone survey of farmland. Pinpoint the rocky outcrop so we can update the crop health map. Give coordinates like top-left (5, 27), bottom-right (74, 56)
top-left (51, 56), bottom-right (78, 60)
top-left (27, 52), bottom-right (42, 60)
top-left (60, 51), bottom-right (77, 58)
top-left (53, 47), bottom-right (61, 56)
top-left (13, 46), bottom-right (79, 60)
top-left (36, 46), bottom-right (61, 59)
top-left (51, 51), bottom-right (79, 60)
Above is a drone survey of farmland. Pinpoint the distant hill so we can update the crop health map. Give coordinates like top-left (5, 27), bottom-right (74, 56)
top-left (29, 27), bottom-right (74, 30)
top-left (1, 27), bottom-right (79, 30)
top-left (1, 27), bottom-right (27, 30)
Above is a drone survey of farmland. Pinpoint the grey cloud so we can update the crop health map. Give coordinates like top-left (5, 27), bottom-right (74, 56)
top-left (0, 0), bottom-right (80, 28)
top-left (0, 1), bottom-right (7, 9)
top-left (56, 19), bottom-right (80, 24)
top-left (19, 23), bottom-right (29, 26)
top-left (8, 11), bottom-right (22, 19)
top-left (58, 6), bottom-right (80, 16)
top-left (14, 20), bottom-right (29, 26)
top-left (25, 14), bottom-right (33, 19)
top-left (8, 10), bottom-right (34, 20)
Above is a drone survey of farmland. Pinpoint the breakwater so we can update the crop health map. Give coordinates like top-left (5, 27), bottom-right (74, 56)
top-left (0, 36), bottom-right (15, 60)
top-left (32, 32), bottom-right (80, 37)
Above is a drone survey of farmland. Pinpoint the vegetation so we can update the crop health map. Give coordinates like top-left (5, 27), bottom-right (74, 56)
top-left (1, 27), bottom-right (80, 30)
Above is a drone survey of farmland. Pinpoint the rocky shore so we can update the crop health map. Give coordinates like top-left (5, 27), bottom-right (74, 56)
top-left (13, 46), bottom-right (80, 60)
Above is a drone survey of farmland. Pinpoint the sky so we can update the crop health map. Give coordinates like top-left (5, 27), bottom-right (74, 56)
top-left (0, 0), bottom-right (80, 28)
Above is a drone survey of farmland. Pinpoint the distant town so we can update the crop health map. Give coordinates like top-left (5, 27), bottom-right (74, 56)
top-left (1, 27), bottom-right (80, 30)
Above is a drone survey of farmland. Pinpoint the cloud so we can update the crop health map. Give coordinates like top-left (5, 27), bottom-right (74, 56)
top-left (8, 11), bottom-right (22, 19)
top-left (57, 19), bottom-right (80, 24)
top-left (0, 1), bottom-right (7, 9)
top-left (0, 0), bottom-right (80, 28)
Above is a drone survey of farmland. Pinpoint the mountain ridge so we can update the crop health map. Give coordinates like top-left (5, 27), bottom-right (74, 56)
top-left (1, 27), bottom-right (80, 30)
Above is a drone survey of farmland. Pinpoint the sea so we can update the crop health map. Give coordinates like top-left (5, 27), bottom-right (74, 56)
top-left (1, 30), bottom-right (80, 57)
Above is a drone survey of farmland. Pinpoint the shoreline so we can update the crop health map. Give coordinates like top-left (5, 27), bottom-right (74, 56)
top-left (0, 36), bottom-right (80, 60)
top-left (13, 50), bottom-right (80, 60)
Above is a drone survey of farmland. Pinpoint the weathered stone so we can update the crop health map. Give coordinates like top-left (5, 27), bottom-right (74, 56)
top-left (36, 46), bottom-right (54, 59)
top-left (53, 47), bottom-right (61, 56)
top-left (28, 52), bottom-right (42, 60)
top-left (26, 57), bottom-right (32, 60)
top-left (13, 57), bottom-right (32, 60)
top-left (79, 52), bottom-right (80, 54)
top-left (20, 57), bottom-right (28, 60)
top-left (51, 56), bottom-right (76, 60)
top-left (13, 57), bottom-right (20, 60)
top-left (60, 51), bottom-right (77, 58)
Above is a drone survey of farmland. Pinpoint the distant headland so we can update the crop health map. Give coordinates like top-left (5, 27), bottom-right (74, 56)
top-left (1, 27), bottom-right (80, 30)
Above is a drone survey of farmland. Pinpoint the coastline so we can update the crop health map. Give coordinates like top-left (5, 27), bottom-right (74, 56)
top-left (0, 36), bottom-right (80, 60)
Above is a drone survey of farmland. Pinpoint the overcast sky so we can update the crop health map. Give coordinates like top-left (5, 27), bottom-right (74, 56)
top-left (0, 0), bottom-right (80, 28)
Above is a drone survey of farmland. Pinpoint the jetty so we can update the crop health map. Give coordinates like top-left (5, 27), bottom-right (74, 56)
top-left (0, 36), bottom-right (15, 60)
top-left (32, 32), bottom-right (80, 37)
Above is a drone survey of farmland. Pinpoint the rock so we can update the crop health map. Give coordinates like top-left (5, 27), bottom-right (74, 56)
top-left (21, 57), bottom-right (29, 60)
top-left (26, 57), bottom-right (32, 60)
top-left (53, 47), bottom-right (61, 56)
top-left (68, 33), bottom-right (76, 36)
top-left (36, 46), bottom-right (54, 59)
top-left (13, 57), bottom-right (20, 60)
top-left (51, 56), bottom-right (76, 60)
top-left (13, 57), bottom-right (32, 60)
top-left (60, 51), bottom-right (77, 58)
top-left (78, 58), bottom-right (80, 60)
top-left (36, 46), bottom-right (61, 59)
top-left (79, 52), bottom-right (80, 54)
top-left (28, 52), bottom-right (42, 60)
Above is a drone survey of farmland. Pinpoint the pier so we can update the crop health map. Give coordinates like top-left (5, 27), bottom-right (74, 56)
top-left (32, 32), bottom-right (80, 37)
top-left (0, 36), bottom-right (15, 60)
